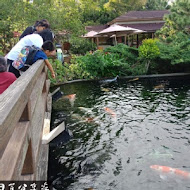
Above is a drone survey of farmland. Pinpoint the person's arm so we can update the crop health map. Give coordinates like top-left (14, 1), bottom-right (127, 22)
top-left (44, 59), bottom-right (55, 78)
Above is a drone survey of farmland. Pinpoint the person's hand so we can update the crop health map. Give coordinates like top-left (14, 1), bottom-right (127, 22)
top-left (51, 72), bottom-right (56, 78)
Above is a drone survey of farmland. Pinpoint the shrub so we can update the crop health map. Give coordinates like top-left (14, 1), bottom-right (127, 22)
top-left (139, 38), bottom-right (160, 73)
top-left (69, 44), bottom-right (145, 79)
top-left (104, 43), bottom-right (138, 65)
top-left (48, 59), bottom-right (71, 85)
top-left (158, 32), bottom-right (190, 65)
top-left (70, 37), bottom-right (97, 55)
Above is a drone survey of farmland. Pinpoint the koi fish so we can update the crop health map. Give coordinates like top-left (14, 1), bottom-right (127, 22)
top-left (128, 77), bottom-right (139, 82)
top-left (150, 165), bottom-right (190, 179)
top-left (84, 117), bottom-right (95, 123)
top-left (101, 87), bottom-right (110, 92)
top-left (78, 107), bottom-right (93, 114)
top-left (62, 94), bottom-right (76, 106)
top-left (71, 113), bottom-right (83, 120)
top-left (63, 94), bottom-right (76, 99)
top-left (100, 75), bottom-right (118, 84)
top-left (104, 107), bottom-right (116, 117)
top-left (154, 84), bottom-right (165, 89)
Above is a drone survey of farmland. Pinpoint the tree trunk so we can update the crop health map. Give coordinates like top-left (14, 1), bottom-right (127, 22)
top-left (146, 60), bottom-right (150, 74)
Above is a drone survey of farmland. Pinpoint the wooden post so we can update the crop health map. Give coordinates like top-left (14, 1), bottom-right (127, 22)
top-left (96, 37), bottom-right (99, 48)
top-left (128, 35), bottom-right (130, 46)
top-left (114, 35), bottom-right (117, 45)
top-left (124, 35), bottom-right (127, 45)
top-left (137, 34), bottom-right (139, 48)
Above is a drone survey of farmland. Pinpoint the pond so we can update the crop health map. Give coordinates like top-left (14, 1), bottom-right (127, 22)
top-left (48, 76), bottom-right (190, 190)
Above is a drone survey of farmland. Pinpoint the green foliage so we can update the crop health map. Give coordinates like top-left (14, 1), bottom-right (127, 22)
top-left (139, 38), bottom-right (160, 73)
top-left (168, 0), bottom-right (190, 31)
top-left (48, 59), bottom-right (68, 85)
top-left (104, 43), bottom-right (138, 64)
top-left (68, 44), bottom-right (145, 80)
top-left (158, 32), bottom-right (190, 65)
top-left (139, 39), bottom-right (160, 60)
top-left (143, 0), bottom-right (169, 10)
top-left (158, 0), bottom-right (190, 37)
top-left (70, 37), bottom-right (97, 55)
top-left (104, 0), bottom-right (147, 15)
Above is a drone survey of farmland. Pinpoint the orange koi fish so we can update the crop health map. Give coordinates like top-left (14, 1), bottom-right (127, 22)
top-left (154, 84), bottom-right (165, 89)
top-left (128, 78), bottom-right (139, 82)
top-left (63, 94), bottom-right (76, 106)
top-left (63, 94), bottom-right (76, 99)
top-left (104, 107), bottom-right (116, 117)
top-left (150, 165), bottom-right (190, 178)
top-left (85, 117), bottom-right (94, 123)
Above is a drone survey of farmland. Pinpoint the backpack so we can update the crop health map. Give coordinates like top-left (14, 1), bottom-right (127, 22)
top-left (12, 45), bottom-right (40, 71)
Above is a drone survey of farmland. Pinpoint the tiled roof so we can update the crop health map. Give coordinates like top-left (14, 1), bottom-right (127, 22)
top-left (85, 23), bottom-right (164, 33)
top-left (85, 25), bottom-right (108, 32)
top-left (112, 10), bottom-right (169, 22)
top-left (121, 23), bottom-right (165, 32)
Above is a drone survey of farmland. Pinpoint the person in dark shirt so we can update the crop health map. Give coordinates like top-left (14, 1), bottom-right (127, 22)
top-left (0, 57), bottom-right (16, 94)
top-left (19, 19), bottom-right (50, 40)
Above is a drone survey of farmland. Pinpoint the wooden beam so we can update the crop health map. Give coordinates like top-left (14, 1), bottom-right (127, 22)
top-left (42, 122), bottom-right (65, 144)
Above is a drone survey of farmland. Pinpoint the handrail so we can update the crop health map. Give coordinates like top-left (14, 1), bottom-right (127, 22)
top-left (0, 60), bottom-right (51, 180)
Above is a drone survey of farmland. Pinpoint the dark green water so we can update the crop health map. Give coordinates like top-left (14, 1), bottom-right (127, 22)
top-left (48, 76), bottom-right (190, 190)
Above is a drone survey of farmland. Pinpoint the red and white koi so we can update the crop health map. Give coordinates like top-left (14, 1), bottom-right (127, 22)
top-left (150, 165), bottom-right (190, 178)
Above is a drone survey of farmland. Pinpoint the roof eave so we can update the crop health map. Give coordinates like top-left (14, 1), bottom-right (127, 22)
top-left (109, 17), bottom-right (165, 25)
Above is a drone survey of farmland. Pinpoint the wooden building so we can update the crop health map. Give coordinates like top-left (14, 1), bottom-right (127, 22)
top-left (85, 10), bottom-right (170, 48)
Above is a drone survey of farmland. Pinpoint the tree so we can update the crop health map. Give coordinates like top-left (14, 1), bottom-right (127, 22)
top-left (139, 39), bottom-right (160, 73)
top-left (103, 0), bottom-right (147, 15)
top-left (157, 0), bottom-right (190, 38)
top-left (168, 0), bottom-right (190, 31)
top-left (143, 0), bottom-right (169, 10)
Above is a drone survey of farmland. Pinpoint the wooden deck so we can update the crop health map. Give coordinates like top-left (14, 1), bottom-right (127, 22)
top-left (0, 60), bottom-right (51, 180)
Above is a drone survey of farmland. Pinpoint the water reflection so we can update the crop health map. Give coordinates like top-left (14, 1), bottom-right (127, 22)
top-left (49, 76), bottom-right (190, 190)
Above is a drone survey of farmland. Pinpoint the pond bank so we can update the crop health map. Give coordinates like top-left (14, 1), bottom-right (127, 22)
top-left (52, 72), bottom-right (190, 87)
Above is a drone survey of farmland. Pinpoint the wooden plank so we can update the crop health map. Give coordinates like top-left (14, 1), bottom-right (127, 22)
top-left (30, 72), bottom-right (46, 115)
top-left (0, 61), bottom-right (45, 158)
top-left (36, 144), bottom-right (49, 181)
top-left (37, 94), bottom-right (52, 180)
top-left (46, 94), bottom-right (52, 113)
top-left (42, 122), bottom-right (65, 144)
top-left (31, 93), bottom-right (47, 162)
top-left (37, 111), bottom-right (52, 180)
top-left (0, 122), bottom-right (30, 180)
top-left (42, 113), bottom-right (51, 137)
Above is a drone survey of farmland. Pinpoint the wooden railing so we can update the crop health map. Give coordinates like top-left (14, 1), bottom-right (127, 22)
top-left (0, 60), bottom-right (52, 181)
